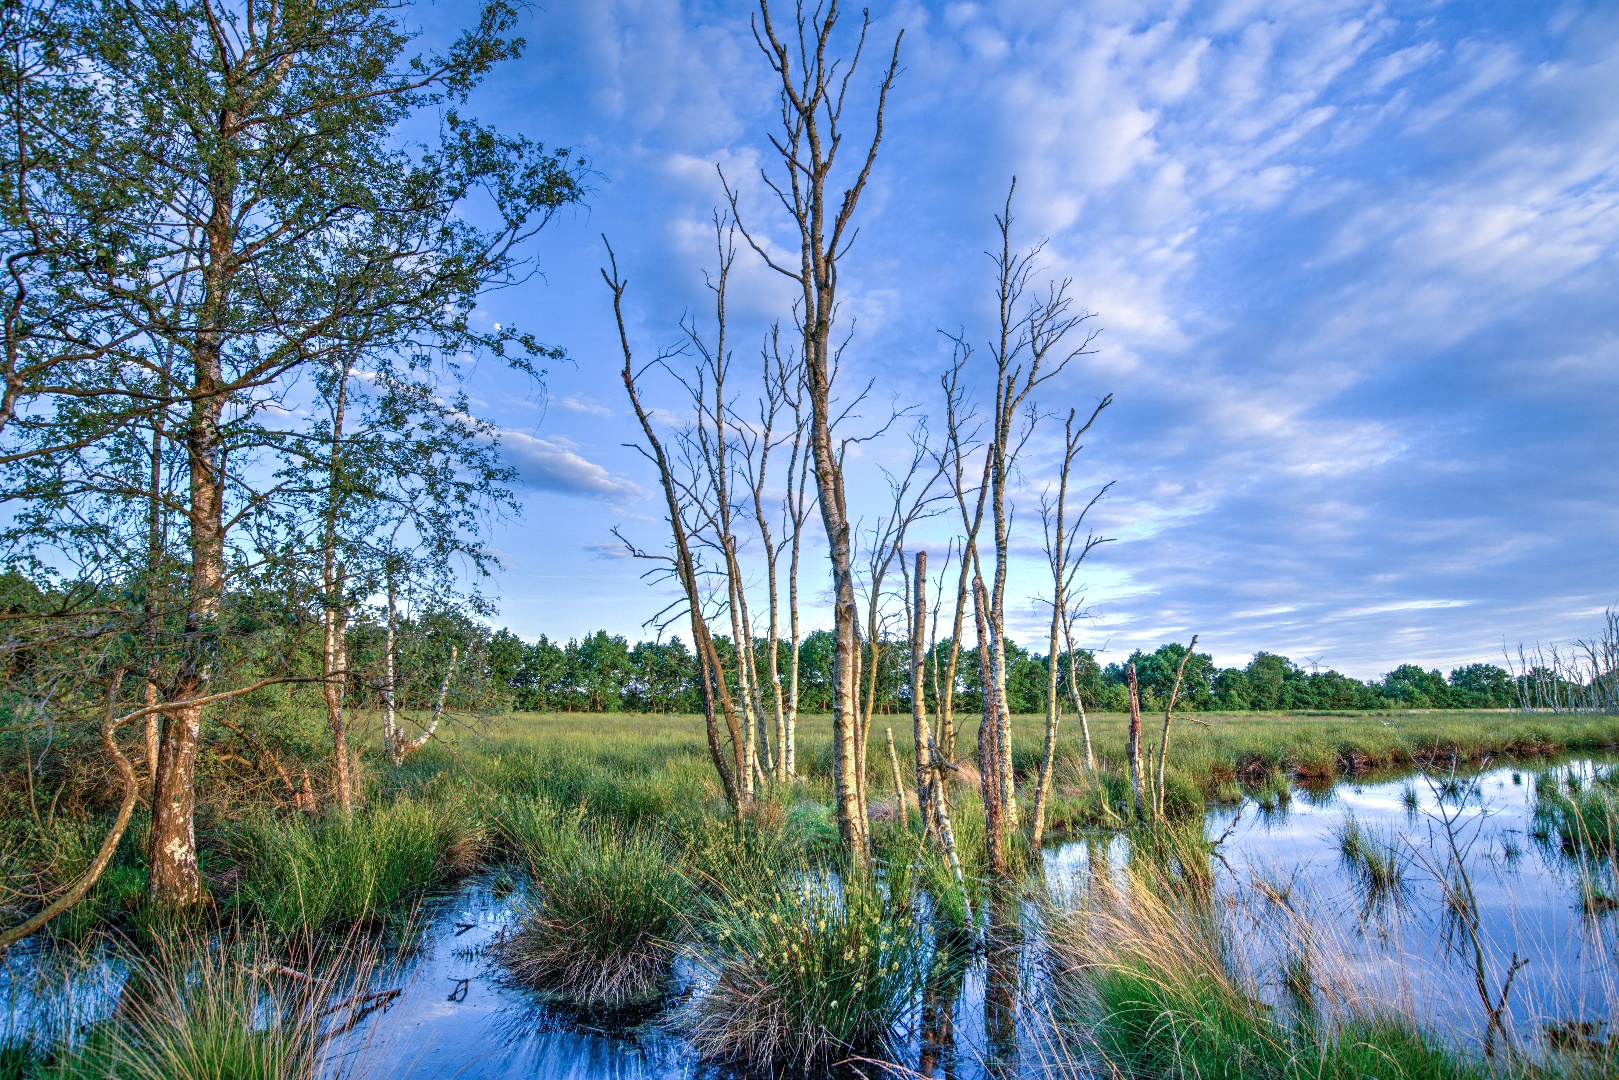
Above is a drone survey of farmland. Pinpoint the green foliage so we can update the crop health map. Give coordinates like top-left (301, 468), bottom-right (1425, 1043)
top-left (230, 800), bottom-right (485, 935)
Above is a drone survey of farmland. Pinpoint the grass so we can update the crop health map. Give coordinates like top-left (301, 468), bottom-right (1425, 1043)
top-left (685, 868), bottom-right (926, 1074)
top-left (11, 931), bottom-right (384, 1080)
top-left (1532, 768), bottom-right (1619, 857)
top-left (1043, 858), bottom-right (1488, 1080)
top-left (8, 706), bottom-right (1619, 1077)
top-left (1335, 816), bottom-right (1406, 902)
top-left (500, 806), bottom-right (688, 1010)
top-left (229, 798), bottom-right (485, 936)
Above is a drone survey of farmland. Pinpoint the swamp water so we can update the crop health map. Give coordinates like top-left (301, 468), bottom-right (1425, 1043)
top-left (5, 758), bottom-right (1617, 1078)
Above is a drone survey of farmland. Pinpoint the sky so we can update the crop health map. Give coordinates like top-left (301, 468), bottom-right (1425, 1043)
top-left (436, 0), bottom-right (1619, 679)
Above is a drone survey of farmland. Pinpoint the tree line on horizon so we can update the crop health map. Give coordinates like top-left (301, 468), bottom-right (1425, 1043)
top-left (450, 624), bottom-right (1522, 715)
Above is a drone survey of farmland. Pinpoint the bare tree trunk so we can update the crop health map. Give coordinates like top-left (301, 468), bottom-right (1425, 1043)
top-left (1062, 607), bottom-right (1095, 771)
top-left (733, 0), bottom-right (902, 870)
top-left (609, 256), bottom-right (746, 816)
top-left (886, 727), bottom-right (907, 828)
top-left (396, 645), bottom-right (457, 762)
top-left (926, 740), bottom-right (970, 921)
top-left (1032, 591), bottom-right (1061, 851)
top-left (974, 577), bottom-right (1007, 876)
top-left (1126, 662), bottom-right (1145, 823)
top-left (911, 550), bottom-right (932, 827)
top-left (1154, 635), bottom-right (1198, 819)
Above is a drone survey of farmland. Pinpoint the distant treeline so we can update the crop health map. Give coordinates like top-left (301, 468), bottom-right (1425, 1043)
top-left (456, 627), bottom-right (1519, 714)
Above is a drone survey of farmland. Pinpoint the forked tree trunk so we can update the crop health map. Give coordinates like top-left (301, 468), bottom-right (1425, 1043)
top-left (1154, 635), bottom-right (1198, 819)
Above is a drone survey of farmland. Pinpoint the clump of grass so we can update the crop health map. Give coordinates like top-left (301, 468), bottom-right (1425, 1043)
top-left (231, 798), bottom-right (485, 935)
top-left (686, 870), bottom-right (926, 1074)
top-left (501, 817), bottom-right (687, 1010)
top-left (1532, 769), bottom-right (1619, 857)
top-left (1251, 769), bottom-right (1293, 813)
top-left (35, 932), bottom-right (384, 1080)
top-left (1335, 816), bottom-right (1405, 900)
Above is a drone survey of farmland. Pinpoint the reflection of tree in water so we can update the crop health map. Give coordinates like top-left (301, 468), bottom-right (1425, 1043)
top-left (919, 931), bottom-right (968, 1079)
top-left (983, 891), bottom-right (1021, 1078)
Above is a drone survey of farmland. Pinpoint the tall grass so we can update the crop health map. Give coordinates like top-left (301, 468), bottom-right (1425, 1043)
top-left (1335, 816), bottom-right (1406, 904)
top-left (501, 807), bottom-right (687, 1010)
top-left (21, 932), bottom-right (385, 1080)
top-left (230, 799), bottom-right (485, 935)
top-left (686, 869), bottom-right (927, 1073)
top-left (1043, 871), bottom-right (1487, 1080)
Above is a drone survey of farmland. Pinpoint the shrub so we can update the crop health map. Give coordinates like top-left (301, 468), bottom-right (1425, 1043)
top-left (687, 871), bottom-right (926, 1073)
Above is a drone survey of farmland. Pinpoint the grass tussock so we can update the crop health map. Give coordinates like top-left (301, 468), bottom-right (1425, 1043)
top-left (686, 870), bottom-right (925, 1074)
top-left (231, 798), bottom-right (486, 935)
top-left (17, 933), bottom-right (384, 1080)
top-left (501, 808), bottom-right (687, 1010)
top-left (1532, 768), bottom-right (1619, 857)
top-left (1335, 816), bottom-right (1406, 902)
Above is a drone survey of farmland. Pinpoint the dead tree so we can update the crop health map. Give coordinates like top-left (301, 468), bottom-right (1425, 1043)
top-left (1031, 403), bottom-right (1113, 849)
top-left (1153, 635), bottom-right (1199, 820)
top-left (726, 0), bottom-right (902, 869)
top-left (909, 550), bottom-right (934, 829)
top-left (957, 180), bottom-right (1101, 833)
top-left (679, 221), bottom-right (771, 796)
top-left (853, 427), bottom-right (943, 832)
top-left (940, 358), bottom-right (992, 767)
top-left (1059, 604), bottom-right (1095, 770)
top-left (606, 249), bottom-right (746, 816)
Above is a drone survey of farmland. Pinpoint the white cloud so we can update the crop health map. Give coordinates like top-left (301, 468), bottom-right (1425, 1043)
top-left (500, 431), bottom-right (644, 499)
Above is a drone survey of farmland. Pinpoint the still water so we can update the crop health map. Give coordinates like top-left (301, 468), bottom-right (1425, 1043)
top-left (7, 758), bottom-right (1617, 1077)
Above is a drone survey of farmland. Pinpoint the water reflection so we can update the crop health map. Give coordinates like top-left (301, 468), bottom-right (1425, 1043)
top-left (7, 758), bottom-right (1619, 1077)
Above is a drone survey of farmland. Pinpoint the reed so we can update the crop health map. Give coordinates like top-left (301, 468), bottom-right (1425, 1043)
top-left (28, 932), bottom-right (385, 1080)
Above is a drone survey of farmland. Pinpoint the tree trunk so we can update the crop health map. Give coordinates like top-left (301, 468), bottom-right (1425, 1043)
top-left (911, 550), bottom-right (932, 827)
top-left (1126, 662), bottom-right (1146, 823)
top-left (886, 727), bottom-right (907, 829)
top-left (150, 376), bottom-right (224, 908)
top-left (974, 577), bottom-right (1006, 876)
top-left (1032, 585), bottom-right (1062, 850)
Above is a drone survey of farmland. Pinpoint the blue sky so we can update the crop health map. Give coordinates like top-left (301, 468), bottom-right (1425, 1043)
top-left (445, 0), bottom-right (1619, 678)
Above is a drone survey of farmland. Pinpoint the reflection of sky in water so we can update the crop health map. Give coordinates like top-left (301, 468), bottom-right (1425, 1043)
top-left (1044, 760), bottom-right (1619, 1055)
top-left (6, 760), bottom-right (1617, 1077)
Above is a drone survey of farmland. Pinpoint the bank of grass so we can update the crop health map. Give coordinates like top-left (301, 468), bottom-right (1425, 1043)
top-left (228, 797), bottom-right (487, 936)
top-left (685, 868), bottom-right (926, 1073)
